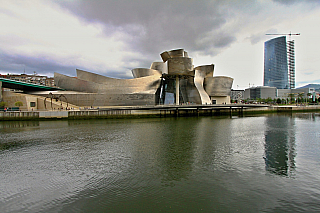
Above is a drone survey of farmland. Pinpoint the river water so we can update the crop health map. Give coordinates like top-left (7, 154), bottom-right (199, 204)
top-left (0, 113), bottom-right (320, 212)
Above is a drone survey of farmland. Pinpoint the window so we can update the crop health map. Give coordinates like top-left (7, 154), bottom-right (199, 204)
top-left (30, 102), bottom-right (36, 107)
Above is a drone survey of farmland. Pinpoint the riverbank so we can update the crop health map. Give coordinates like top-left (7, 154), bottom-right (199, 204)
top-left (1, 104), bottom-right (320, 121)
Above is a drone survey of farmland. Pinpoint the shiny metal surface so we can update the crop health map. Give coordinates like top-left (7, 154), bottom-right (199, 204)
top-left (167, 57), bottom-right (194, 76)
top-left (204, 76), bottom-right (233, 96)
top-left (160, 51), bottom-right (171, 62)
top-left (132, 68), bottom-right (162, 78)
top-left (195, 64), bottom-right (215, 78)
top-left (53, 48), bottom-right (233, 106)
top-left (150, 62), bottom-right (167, 74)
top-left (194, 69), bottom-right (211, 104)
top-left (168, 49), bottom-right (185, 57)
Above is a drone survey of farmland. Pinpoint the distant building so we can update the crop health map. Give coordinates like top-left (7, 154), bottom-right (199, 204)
top-left (0, 74), bottom-right (55, 87)
top-left (231, 89), bottom-right (244, 101)
top-left (244, 86), bottom-right (317, 101)
top-left (244, 86), bottom-right (277, 100)
top-left (264, 36), bottom-right (289, 89)
top-left (278, 88), bottom-right (315, 100)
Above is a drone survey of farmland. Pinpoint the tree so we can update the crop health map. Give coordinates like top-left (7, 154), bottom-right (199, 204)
top-left (14, 101), bottom-right (23, 107)
top-left (307, 93), bottom-right (312, 103)
top-left (276, 98), bottom-right (281, 104)
top-left (288, 93), bottom-right (295, 104)
top-left (0, 101), bottom-right (8, 108)
top-left (298, 93), bottom-right (304, 104)
top-left (266, 97), bottom-right (273, 104)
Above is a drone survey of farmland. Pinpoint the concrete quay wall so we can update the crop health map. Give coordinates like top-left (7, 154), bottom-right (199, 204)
top-left (0, 112), bottom-right (39, 120)
top-left (1, 105), bottom-right (320, 121)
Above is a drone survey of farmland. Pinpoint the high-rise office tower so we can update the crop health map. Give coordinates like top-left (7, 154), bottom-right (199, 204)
top-left (264, 36), bottom-right (289, 89)
top-left (287, 40), bottom-right (295, 89)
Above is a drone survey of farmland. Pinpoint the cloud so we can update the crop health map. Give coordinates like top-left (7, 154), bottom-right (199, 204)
top-left (0, 0), bottom-right (320, 83)
top-left (272, 0), bottom-right (320, 5)
top-left (56, 0), bottom-right (320, 58)
top-left (0, 53), bottom-right (76, 77)
top-left (0, 0), bottom-right (138, 77)
top-left (56, 0), bottom-right (249, 57)
top-left (272, 0), bottom-right (301, 5)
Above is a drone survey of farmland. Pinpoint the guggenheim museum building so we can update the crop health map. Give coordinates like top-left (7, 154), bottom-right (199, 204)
top-left (53, 49), bottom-right (234, 107)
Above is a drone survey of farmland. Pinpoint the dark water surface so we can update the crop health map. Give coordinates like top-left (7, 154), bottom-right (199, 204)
top-left (1, 113), bottom-right (320, 212)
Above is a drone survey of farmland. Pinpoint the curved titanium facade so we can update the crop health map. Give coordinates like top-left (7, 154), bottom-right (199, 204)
top-left (132, 68), bottom-right (162, 78)
top-left (54, 48), bottom-right (233, 106)
top-left (195, 64), bottom-right (214, 78)
top-left (55, 70), bottom-right (161, 94)
top-left (194, 69), bottom-right (211, 104)
top-left (150, 62), bottom-right (167, 74)
top-left (204, 76), bottom-right (233, 96)
top-left (167, 57), bottom-right (194, 76)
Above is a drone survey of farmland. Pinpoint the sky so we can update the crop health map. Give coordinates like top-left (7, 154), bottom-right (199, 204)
top-left (0, 0), bottom-right (319, 89)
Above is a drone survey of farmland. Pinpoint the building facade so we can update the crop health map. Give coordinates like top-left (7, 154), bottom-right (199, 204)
top-left (0, 74), bottom-right (55, 87)
top-left (244, 86), bottom-right (318, 101)
top-left (52, 49), bottom-right (233, 106)
top-left (1, 49), bottom-right (234, 108)
top-left (244, 86), bottom-right (277, 100)
top-left (264, 36), bottom-right (289, 89)
top-left (231, 89), bottom-right (244, 102)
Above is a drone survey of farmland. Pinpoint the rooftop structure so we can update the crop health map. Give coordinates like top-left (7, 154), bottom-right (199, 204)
top-left (52, 49), bottom-right (234, 106)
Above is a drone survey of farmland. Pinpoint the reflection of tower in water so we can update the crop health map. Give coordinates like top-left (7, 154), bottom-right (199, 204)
top-left (264, 116), bottom-right (296, 176)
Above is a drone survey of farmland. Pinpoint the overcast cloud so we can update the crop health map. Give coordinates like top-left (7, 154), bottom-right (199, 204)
top-left (0, 0), bottom-right (319, 88)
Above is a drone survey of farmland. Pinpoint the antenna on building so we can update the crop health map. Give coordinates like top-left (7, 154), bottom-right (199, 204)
top-left (265, 32), bottom-right (300, 41)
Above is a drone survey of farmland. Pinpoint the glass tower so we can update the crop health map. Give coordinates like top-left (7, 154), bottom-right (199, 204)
top-left (264, 36), bottom-right (289, 89)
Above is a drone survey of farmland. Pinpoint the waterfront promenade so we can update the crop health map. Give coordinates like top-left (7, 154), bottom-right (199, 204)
top-left (1, 104), bottom-right (320, 121)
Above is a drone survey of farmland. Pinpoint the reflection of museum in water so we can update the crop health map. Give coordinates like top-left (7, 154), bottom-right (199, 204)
top-left (53, 49), bottom-right (234, 107)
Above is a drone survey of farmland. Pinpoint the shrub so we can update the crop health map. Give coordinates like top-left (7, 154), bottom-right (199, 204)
top-left (0, 101), bottom-right (8, 108)
top-left (14, 101), bottom-right (23, 107)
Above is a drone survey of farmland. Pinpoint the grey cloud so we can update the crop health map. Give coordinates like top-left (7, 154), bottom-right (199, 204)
top-left (56, 0), bottom-right (245, 58)
top-left (4, 0), bottom-right (320, 78)
top-left (273, 0), bottom-right (320, 5)
top-left (247, 29), bottom-right (278, 45)
top-left (272, 0), bottom-right (300, 5)
top-left (0, 53), bottom-right (131, 79)
top-left (0, 53), bottom-right (75, 77)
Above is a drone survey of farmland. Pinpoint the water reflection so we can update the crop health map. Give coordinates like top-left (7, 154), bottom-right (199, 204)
top-left (0, 120), bottom-right (39, 129)
top-left (125, 117), bottom-right (198, 185)
top-left (1, 115), bottom-right (320, 212)
top-left (294, 113), bottom-right (319, 121)
top-left (264, 115), bottom-right (296, 176)
top-left (159, 118), bottom-right (197, 183)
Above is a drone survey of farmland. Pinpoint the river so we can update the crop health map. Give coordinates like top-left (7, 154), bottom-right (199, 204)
top-left (0, 113), bottom-right (320, 212)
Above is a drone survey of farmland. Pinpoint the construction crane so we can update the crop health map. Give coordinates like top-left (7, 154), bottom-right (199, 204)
top-left (265, 32), bottom-right (300, 40)
top-left (265, 32), bottom-right (300, 89)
